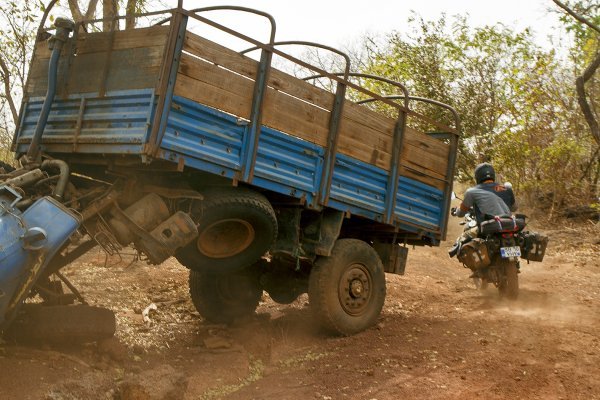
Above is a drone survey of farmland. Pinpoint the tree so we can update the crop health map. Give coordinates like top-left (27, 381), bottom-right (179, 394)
top-left (359, 14), bottom-right (599, 216)
top-left (552, 0), bottom-right (600, 146)
top-left (0, 0), bottom-right (37, 163)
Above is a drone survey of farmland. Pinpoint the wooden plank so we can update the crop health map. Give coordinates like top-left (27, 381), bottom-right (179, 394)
top-left (342, 103), bottom-right (448, 159)
top-left (176, 54), bottom-right (330, 146)
top-left (401, 144), bottom-right (448, 179)
top-left (176, 54), bottom-right (450, 185)
top-left (183, 32), bottom-right (256, 77)
top-left (33, 26), bottom-right (170, 60)
top-left (339, 102), bottom-right (449, 173)
top-left (405, 127), bottom-right (449, 159)
top-left (183, 32), bottom-right (335, 110)
top-left (400, 167), bottom-right (446, 191)
top-left (338, 111), bottom-right (396, 170)
top-left (178, 33), bottom-right (451, 189)
top-left (263, 89), bottom-right (330, 146)
top-left (27, 46), bottom-right (166, 97)
top-left (175, 63), bottom-right (254, 119)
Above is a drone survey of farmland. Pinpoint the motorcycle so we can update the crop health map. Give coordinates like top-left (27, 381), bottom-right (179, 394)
top-left (448, 209), bottom-right (548, 299)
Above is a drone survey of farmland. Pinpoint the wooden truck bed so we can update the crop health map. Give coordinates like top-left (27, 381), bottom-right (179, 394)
top-left (14, 8), bottom-right (458, 243)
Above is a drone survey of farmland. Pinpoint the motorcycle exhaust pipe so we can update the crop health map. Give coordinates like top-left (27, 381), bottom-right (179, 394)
top-left (24, 18), bottom-right (74, 164)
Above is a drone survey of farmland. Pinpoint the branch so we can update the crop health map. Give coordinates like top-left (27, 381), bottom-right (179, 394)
top-left (67, 0), bottom-right (84, 22)
top-left (0, 56), bottom-right (18, 124)
top-left (552, 0), bottom-right (600, 34)
top-left (125, 0), bottom-right (136, 30)
top-left (575, 50), bottom-right (600, 146)
top-left (85, 0), bottom-right (100, 20)
top-left (103, 0), bottom-right (119, 32)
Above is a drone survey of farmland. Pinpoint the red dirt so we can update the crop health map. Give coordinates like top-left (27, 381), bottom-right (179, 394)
top-left (0, 218), bottom-right (598, 400)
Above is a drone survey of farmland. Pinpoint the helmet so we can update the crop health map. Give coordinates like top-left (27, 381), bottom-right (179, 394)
top-left (474, 163), bottom-right (495, 184)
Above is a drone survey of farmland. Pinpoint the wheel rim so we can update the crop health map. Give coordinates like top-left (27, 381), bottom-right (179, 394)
top-left (338, 263), bottom-right (372, 316)
top-left (197, 219), bottom-right (255, 258)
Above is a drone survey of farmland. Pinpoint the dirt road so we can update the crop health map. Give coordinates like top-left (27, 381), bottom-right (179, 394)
top-left (0, 221), bottom-right (598, 400)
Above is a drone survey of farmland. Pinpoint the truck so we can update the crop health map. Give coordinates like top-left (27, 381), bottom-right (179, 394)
top-left (0, 3), bottom-right (459, 338)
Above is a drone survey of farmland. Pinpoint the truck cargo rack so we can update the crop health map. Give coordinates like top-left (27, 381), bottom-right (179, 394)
top-left (14, 3), bottom-right (460, 243)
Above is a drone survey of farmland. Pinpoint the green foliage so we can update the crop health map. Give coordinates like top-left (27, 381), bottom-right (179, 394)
top-left (361, 14), bottom-right (599, 217)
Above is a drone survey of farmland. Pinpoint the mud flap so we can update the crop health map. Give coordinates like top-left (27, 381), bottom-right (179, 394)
top-left (373, 241), bottom-right (408, 275)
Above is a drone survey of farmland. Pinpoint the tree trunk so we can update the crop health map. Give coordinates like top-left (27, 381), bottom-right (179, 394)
top-left (125, 0), bottom-right (137, 30)
top-left (66, 0), bottom-right (100, 33)
top-left (575, 51), bottom-right (600, 146)
top-left (103, 0), bottom-right (119, 32)
top-left (0, 56), bottom-right (18, 124)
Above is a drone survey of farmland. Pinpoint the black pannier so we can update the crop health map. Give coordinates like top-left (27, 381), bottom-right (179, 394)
top-left (520, 232), bottom-right (549, 262)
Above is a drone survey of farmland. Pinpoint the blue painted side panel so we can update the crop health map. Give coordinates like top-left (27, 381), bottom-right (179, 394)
top-left (251, 125), bottom-right (324, 207)
top-left (14, 90), bottom-right (154, 154)
top-left (328, 154), bottom-right (387, 223)
top-left (162, 98), bottom-right (444, 236)
top-left (15, 90), bottom-right (445, 237)
top-left (327, 154), bottom-right (444, 236)
top-left (396, 176), bottom-right (444, 230)
top-left (161, 97), bottom-right (326, 206)
top-left (160, 96), bottom-right (243, 180)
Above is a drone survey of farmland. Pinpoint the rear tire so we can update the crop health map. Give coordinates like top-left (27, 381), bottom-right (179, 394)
top-left (498, 260), bottom-right (519, 299)
top-left (308, 239), bottom-right (386, 336)
top-left (189, 265), bottom-right (263, 324)
top-left (473, 276), bottom-right (489, 290)
top-left (176, 187), bottom-right (277, 274)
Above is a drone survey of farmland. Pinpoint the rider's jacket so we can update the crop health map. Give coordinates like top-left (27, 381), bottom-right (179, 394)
top-left (456, 182), bottom-right (516, 223)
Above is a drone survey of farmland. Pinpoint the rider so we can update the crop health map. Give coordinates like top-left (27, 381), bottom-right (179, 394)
top-left (453, 162), bottom-right (517, 223)
top-left (448, 163), bottom-right (517, 258)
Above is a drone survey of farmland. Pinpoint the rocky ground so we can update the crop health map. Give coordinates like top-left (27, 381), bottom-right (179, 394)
top-left (0, 216), bottom-right (598, 400)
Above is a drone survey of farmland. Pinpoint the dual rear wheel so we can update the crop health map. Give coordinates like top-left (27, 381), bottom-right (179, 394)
top-left (188, 238), bottom-right (387, 335)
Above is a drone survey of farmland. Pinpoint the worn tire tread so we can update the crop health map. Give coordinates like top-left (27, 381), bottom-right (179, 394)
top-left (308, 239), bottom-right (386, 336)
top-left (176, 187), bottom-right (277, 273)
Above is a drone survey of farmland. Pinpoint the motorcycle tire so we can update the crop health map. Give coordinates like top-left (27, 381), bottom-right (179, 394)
top-left (498, 260), bottom-right (519, 299)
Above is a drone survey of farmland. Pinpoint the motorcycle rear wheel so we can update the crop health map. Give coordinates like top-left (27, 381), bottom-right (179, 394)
top-left (473, 276), bottom-right (489, 290)
top-left (498, 260), bottom-right (519, 299)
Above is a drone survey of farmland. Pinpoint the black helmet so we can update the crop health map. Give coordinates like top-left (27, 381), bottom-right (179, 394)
top-left (474, 163), bottom-right (495, 184)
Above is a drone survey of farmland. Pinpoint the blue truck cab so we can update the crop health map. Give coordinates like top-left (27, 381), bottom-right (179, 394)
top-left (6, 5), bottom-right (459, 335)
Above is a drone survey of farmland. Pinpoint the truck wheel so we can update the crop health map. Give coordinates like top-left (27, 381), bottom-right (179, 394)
top-left (189, 265), bottom-right (263, 324)
top-left (5, 304), bottom-right (115, 344)
top-left (308, 239), bottom-right (386, 336)
top-left (176, 187), bottom-right (277, 274)
top-left (498, 260), bottom-right (519, 299)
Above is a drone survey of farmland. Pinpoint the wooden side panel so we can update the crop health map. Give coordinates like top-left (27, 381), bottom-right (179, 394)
top-left (174, 32), bottom-right (450, 190)
top-left (182, 32), bottom-right (335, 110)
top-left (176, 54), bottom-right (331, 146)
top-left (26, 26), bottom-right (170, 98)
